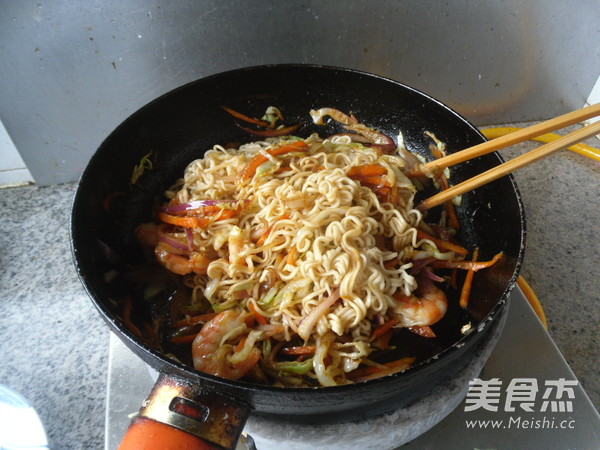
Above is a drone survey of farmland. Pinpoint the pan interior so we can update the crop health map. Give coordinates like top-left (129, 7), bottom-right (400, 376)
top-left (71, 64), bottom-right (525, 403)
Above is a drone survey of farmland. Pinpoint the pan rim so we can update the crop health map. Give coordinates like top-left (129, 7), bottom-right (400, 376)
top-left (70, 63), bottom-right (526, 398)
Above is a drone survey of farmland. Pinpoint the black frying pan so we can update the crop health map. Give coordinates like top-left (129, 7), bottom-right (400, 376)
top-left (70, 64), bottom-right (525, 448)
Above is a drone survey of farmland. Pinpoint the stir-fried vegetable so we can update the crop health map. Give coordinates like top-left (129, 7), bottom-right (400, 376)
top-left (241, 140), bottom-right (309, 181)
top-left (116, 105), bottom-right (506, 388)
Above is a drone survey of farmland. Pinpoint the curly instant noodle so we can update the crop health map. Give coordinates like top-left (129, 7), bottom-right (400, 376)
top-left (135, 110), bottom-right (500, 387)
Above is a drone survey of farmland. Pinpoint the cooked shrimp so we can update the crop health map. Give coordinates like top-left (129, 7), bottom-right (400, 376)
top-left (154, 242), bottom-right (210, 275)
top-left (192, 310), bottom-right (261, 380)
top-left (392, 276), bottom-right (448, 327)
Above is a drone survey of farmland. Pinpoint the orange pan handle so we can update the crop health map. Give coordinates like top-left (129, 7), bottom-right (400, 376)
top-left (118, 372), bottom-right (252, 450)
top-left (120, 416), bottom-right (221, 449)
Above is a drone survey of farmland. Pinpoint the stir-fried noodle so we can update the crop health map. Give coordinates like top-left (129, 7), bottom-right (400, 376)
top-left (132, 109), bottom-right (501, 387)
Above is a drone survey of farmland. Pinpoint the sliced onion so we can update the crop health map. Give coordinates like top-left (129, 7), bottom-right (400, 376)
top-left (311, 108), bottom-right (395, 153)
top-left (258, 268), bottom-right (278, 294)
top-left (257, 323), bottom-right (285, 337)
top-left (185, 228), bottom-right (194, 251)
top-left (400, 147), bottom-right (425, 173)
top-left (328, 133), bottom-right (372, 144)
top-left (345, 124), bottom-right (396, 154)
top-left (409, 257), bottom-right (436, 274)
top-left (421, 266), bottom-right (445, 283)
top-left (429, 223), bottom-right (453, 241)
top-left (369, 139), bottom-right (397, 155)
top-left (297, 288), bottom-right (341, 340)
top-left (231, 282), bottom-right (252, 300)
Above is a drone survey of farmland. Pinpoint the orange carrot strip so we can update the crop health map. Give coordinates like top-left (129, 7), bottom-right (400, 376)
top-left (244, 313), bottom-right (255, 328)
top-left (383, 257), bottom-right (400, 269)
top-left (280, 346), bottom-right (316, 356)
top-left (123, 297), bottom-right (142, 338)
top-left (436, 175), bottom-right (461, 229)
top-left (432, 252), bottom-right (503, 271)
top-left (357, 181), bottom-right (392, 199)
top-left (169, 334), bottom-right (198, 345)
top-left (158, 207), bottom-right (239, 229)
top-left (256, 213), bottom-right (290, 246)
top-left (408, 325), bottom-right (436, 338)
top-left (241, 141), bottom-right (308, 181)
top-left (459, 248), bottom-right (479, 308)
top-left (373, 329), bottom-right (394, 349)
top-left (440, 188), bottom-right (461, 230)
top-left (375, 185), bottom-right (392, 197)
top-left (387, 186), bottom-right (400, 205)
top-left (172, 312), bottom-right (219, 329)
top-left (416, 229), bottom-right (469, 256)
top-left (158, 212), bottom-right (208, 229)
top-left (445, 200), bottom-right (461, 230)
top-left (347, 166), bottom-right (393, 198)
top-left (170, 200), bottom-right (245, 218)
top-left (347, 164), bottom-right (387, 177)
top-left (450, 268), bottom-right (459, 289)
top-left (381, 357), bottom-right (415, 369)
top-left (348, 357), bottom-right (417, 381)
top-left (248, 302), bottom-right (269, 325)
top-left (191, 204), bottom-right (226, 215)
top-left (371, 318), bottom-right (400, 340)
top-left (255, 228), bottom-right (271, 246)
top-left (102, 191), bottom-right (124, 211)
top-left (221, 106), bottom-right (271, 127)
top-left (268, 140), bottom-right (309, 156)
top-left (286, 246), bottom-right (299, 266)
top-left (240, 156), bottom-right (268, 182)
top-left (430, 160), bottom-right (461, 230)
top-left (348, 170), bottom-right (392, 188)
top-left (235, 335), bottom-right (249, 352)
top-left (215, 208), bottom-right (239, 221)
top-left (358, 175), bottom-right (393, 187)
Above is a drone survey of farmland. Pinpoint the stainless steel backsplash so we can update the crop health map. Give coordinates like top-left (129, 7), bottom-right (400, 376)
top-left (1, 0), bottom-right (598, 185)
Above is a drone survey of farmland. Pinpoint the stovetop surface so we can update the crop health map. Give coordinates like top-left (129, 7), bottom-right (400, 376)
top-left (105, 287), bottom-right (600, 449)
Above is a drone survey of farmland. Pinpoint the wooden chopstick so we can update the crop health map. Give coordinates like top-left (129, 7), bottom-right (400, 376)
top-left (417, 119), bottom-right (600, 211)
top-left (419, 103), bottom-right (600, 174)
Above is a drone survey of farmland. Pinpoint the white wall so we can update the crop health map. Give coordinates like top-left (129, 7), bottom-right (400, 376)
top-left (0, 120), bottom-right (33, 187)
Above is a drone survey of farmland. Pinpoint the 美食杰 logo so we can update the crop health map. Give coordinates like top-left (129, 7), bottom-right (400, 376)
top-left (463, 378), bottom-right (578, 430)
top-left (465, 377), bottom-right (577, 413)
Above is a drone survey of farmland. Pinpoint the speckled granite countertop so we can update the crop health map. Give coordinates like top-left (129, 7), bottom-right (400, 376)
top-left (0, 124), bottom-right (598, 449)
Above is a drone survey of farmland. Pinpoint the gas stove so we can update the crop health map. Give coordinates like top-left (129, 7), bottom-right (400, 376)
top-left (104, 286), bottom-right (600, 449)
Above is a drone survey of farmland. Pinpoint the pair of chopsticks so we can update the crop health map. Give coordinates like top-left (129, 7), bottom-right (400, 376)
top-left (417, 103), bottom-right (600, 211)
